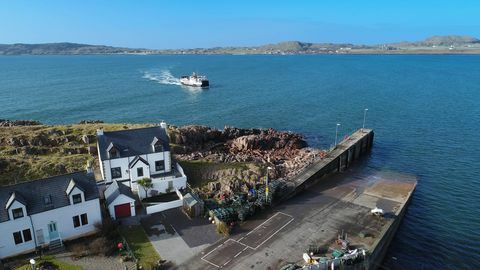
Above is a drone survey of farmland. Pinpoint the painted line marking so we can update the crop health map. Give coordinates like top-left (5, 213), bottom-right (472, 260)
top-left (234, 246), bottom-right (249, 258)
top-left (245, 212), bottom-right (281, 236)
top-left (201, 243), bottom-right (224, 260)
top-left (201, 257), bottom-right (220, 268)
top-left (228, 238), bottom-right (251, 249)
top-left (223, 259), bottom-right (232, 266)
top-left (251, 216), bottom-right (294, 250)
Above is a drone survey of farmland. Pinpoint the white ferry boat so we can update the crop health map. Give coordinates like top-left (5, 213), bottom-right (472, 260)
top-left (180, 72), bottom-right (209, 87)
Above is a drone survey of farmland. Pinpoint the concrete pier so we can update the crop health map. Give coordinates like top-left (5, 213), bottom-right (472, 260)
top-left (291, 128), bottom-right (374, 193)
top-left (182, 129), bottom-right (416, 270)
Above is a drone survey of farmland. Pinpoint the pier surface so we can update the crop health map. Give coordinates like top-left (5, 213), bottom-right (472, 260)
top-left (179, 129), bottom-right (416, 270)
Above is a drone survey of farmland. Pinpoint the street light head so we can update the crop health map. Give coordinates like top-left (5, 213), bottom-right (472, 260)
top-left (30, 259), bottom-right (36, 265)
top-left (365, 108), bottom-right (368, 111)
top-left (337, 123), bottom-right (341, 126)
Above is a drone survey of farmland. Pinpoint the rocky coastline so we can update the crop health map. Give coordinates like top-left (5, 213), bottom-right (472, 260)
top-left (0, 121), bottom-right (325, 195)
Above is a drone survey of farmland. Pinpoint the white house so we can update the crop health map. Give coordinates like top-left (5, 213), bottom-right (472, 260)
top-left (0, 171), bottom-right (102, 260)
top-left (96, 123), bottom-right (187, 199)
top-left (104, 181), bottom-right (136, 220)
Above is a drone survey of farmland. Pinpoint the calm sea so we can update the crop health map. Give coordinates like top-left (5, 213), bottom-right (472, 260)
top-left (1, 55), bottom-right (479, 269)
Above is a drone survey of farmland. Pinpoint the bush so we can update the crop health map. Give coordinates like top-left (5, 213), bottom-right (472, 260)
top-left (88, 237), bottom-right (113, 256)
top-left (94, 219), bottom-right (119, 241)
top-left (38, 261), bottom-right (59, 270)
top-left (216, 221), bottom-right (231, 237)
top-left (70, 243), bottom-right (87, 259)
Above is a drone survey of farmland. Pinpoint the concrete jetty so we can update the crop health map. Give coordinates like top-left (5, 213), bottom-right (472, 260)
top-left (183, 128), bottom-right (416, 270)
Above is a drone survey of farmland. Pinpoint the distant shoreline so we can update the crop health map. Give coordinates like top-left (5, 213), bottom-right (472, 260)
top-left (2, 35), bottom-right (480, 55)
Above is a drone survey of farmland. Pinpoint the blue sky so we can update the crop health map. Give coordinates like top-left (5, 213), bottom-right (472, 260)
top-left (0, 0), bottom-right (479, 49)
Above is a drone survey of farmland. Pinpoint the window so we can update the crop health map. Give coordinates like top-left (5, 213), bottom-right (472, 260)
top-left (22, 229), bottom-right (32, 242)
top-left (81, 213), bottom-right (88, 225)
top-left (154, 144), bottom-right (163, 152)
top-left (72, 194), bottom-right (82, 204)
top-left (12, 229), bottom-right (32, 245)
top-left (12, 207), bottom-right (24, 219)
top-left (73, 216), bottom-right (80, 228)
top-left (111, 167), bottom-right (122, 179)
top-left (13, 231), bottom-right (23, 244)
top-left (108, 147), bottom-right (120, 158)
top-left (155, 160), bottom-right (165, 171)
top-left (43, 195), bottom-right (52, 205)
top-left (137, 167), bottom-right (144, 177)
top-left (73, 213), bottom-right (88, 228)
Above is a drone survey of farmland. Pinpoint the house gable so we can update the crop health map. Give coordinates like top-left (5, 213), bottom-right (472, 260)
top-left (0, 171), bottom-right (100, 224)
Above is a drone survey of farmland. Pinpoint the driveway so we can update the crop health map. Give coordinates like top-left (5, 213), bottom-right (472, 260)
top-left (141, 208), bottom-right (221, 266)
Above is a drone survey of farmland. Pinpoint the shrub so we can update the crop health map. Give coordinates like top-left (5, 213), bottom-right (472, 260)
top-left (69, 243), bottom-right (87, 259)
top-left (216, 221), bottom-right (231, 237)
top-left (94, 219), bottom-right (119, 241)
top-left (88, 237), bottom-right (113, 256)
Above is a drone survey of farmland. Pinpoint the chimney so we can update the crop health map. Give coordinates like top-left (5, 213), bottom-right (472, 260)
top-left (96, 129), bottom-right (104, 136)
top-left (86, 160), bottom-right (93, 175)
top-left (160, 121), bottom-right (167, 129)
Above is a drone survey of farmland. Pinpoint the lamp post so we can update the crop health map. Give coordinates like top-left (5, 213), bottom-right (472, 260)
top-left (363, 108), bottom-right (368, 130)
top-left (29, 259), bottom-right (36, 270)
top-left (335, 123), bottom-right (341, 146)
top-left (265, 167), bottom-right (272, 203)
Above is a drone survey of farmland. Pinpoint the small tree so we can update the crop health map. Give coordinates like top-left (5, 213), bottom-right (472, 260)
top-left (137, 177), bottom-right (153, 198)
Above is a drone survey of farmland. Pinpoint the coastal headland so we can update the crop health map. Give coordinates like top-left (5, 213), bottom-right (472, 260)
top-left (0, 120), bottom-right (416, 269)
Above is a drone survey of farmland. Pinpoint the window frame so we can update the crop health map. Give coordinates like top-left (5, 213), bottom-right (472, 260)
top-left (73, 215), bottom-right (80, 228)
top-left (111, 167), bottom-right (122, 179)
top-left (72, 194), bottom-right (82, 204)
top-left (155, 160), bottom-right (165, 171)
top-left (80, 213), bottom-right (88, 225)
top-left (137, 167), bottom-right (144, 177)
top-left (12, 207), bottom-right (24, 219)
top-left (22, 229), bottom-right (32, 242)
top-left (13, 231), bottom-right (23, 244)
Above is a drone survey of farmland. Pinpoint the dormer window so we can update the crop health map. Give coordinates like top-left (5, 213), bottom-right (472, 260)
top-left (72, 194), bottom-right (82, 204)
top-left (12, 208), bottom-right (24, 219)
top-left (151, 137), bottom-right (164, 152)
top-left (107, 142), bottom-right (120, 159)
top-left (43, 195), bottom-right (52, 205)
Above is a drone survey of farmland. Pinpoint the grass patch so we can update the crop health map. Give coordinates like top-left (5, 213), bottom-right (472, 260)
top-left (0, 123), bottom-right (152, 186)
top-left (120, 225), bottom-right (160, 270)
top-left (13, 255), bottom-right (83, 270)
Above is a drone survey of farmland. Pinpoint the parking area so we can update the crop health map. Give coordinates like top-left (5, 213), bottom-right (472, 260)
top-left (201, 212), bottom-right (294, 268)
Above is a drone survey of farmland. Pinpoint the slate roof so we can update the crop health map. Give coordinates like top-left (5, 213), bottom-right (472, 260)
top-left (128, 156), bottom-right (149, 168)
top-left (0, 171), bottom-right (99, 223)
top-left (97, 126), bottom-right (170, 161)
top-left (105, 181), bottom-right (136, 205)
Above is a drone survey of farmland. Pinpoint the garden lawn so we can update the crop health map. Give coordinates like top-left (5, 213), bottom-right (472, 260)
top-left (13, 255), bottom-right (83, 270)
top-left (120, 225), bottom-right (160, 269)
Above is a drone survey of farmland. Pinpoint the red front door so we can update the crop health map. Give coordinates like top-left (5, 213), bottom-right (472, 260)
top-left (114, 203), bottom-right (131, 218)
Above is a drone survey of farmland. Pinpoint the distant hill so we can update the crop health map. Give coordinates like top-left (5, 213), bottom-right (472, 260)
top-left (1, 35), bottom-right (480, 55)
top-left (0, 42), bottom-right (146, 55)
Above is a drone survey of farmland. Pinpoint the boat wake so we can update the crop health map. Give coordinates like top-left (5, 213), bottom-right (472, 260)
top-left (143, 70), bottom-right (182, 86)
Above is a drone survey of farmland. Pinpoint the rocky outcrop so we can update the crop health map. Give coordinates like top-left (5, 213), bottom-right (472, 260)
top-left (0, 119), bottom-right (41, 127)
top-left (171, 125), bottom-right (326, 196)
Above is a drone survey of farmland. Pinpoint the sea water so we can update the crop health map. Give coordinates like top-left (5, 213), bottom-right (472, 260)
top-left (1, 55), bottom-right (479, 269)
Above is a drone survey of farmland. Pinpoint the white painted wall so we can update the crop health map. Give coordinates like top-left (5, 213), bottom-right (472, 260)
top-left (101, 151), bottom-right (172, 183)
top-left (7, 200), bottom-right (27, 221)
top-left (0, 198), bottom-right (102, 260)
top-left (0, 210), bottom-right (34, 259)
top-left (130, 160), bottom-right (150, 184)
top-left (68, 187), bottom-right (85, 204)
top-left (107, 194), bottom-right (136, 220)
top-left (145, 199), bottom-right (182, 215)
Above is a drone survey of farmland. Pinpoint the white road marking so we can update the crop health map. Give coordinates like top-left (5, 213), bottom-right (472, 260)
top-left (201, 257), bottom-right (220, 268)
top-left (201, 212), bottom-right (295, 268)
top-left (251, 216), bottom-right (294, 250)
